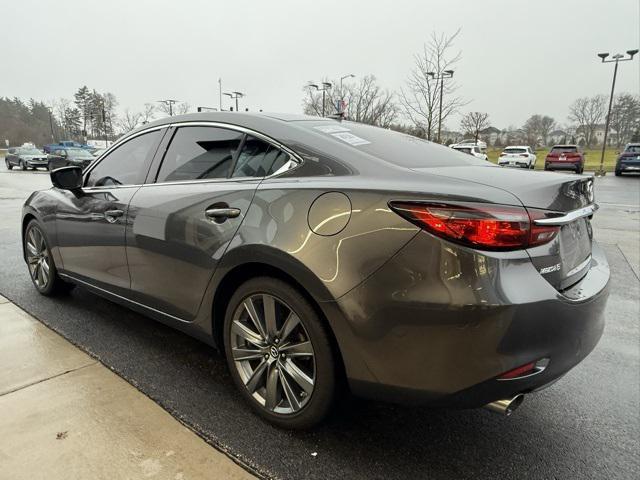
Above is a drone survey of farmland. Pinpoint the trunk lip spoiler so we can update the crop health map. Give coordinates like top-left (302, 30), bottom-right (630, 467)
top-left (533, 203), bottom-right (599, 226)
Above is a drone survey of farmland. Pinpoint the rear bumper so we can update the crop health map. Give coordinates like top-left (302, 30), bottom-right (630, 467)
top-left (334, 232), bottom-right (609, 407)
top-left (617, 161), bottom-right (640, 172)
top-left (546, 161), bottom-right (581, 170)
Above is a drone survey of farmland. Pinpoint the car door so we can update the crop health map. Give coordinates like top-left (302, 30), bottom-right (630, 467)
top-left (54, 128), bottom-right (165, 295)
top-left (6, 148), bottom-right (16, 166)
top-left (125, 126), bottom-right (289, 321)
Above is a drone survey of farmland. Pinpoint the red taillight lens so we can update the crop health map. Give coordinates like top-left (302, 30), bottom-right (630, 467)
top-left (498, 362), bottom-right (536, 379)
top-left (389, 202), bottom-right (559, 250)
top-left (519, 154), bottom-right (528, 157)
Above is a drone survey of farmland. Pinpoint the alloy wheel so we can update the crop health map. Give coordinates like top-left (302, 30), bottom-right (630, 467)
top-left (230, 293), bottom-right (316, 415)
top-left (25, 226), bottom-right (51, 289)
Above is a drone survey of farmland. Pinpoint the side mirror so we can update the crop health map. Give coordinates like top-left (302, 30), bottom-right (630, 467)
top-left (50, 166), bottom-right (83, 191)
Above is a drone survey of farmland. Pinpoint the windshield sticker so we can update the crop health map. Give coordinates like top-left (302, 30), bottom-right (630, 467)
top-left (330, 132), bottom-right (371, 146)
top-left (314, 125), bottom-right (351, 134)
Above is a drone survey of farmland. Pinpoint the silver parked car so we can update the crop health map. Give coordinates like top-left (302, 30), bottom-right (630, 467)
top-left (5, 146), bottom-right (49, 170)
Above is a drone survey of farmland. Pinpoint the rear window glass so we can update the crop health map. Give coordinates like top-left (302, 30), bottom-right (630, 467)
top-left (624, 145), bottom-right (640, 153)
top-left (453, 147), bottom-right (472, 154)
top-left (551, 146), bottom-right (578, 153)
top-left (504, 148), bottom-right (526, 154)
top-left (297, 121), bottom-right (486, 168)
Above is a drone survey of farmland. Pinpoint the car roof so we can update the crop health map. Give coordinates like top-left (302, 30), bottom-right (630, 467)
top-left (551, 144), bottom-right (578, 148)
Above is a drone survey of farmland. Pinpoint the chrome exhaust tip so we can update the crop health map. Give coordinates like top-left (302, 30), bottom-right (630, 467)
top-left (484, 394), bottom-right (525, 416)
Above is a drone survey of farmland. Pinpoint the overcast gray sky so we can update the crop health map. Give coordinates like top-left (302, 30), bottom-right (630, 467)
top-left (2, 0), bottom-right (639, 129)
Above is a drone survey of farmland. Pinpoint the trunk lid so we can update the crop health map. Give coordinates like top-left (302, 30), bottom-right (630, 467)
top-left (414, 166), bottom-right (596, 290)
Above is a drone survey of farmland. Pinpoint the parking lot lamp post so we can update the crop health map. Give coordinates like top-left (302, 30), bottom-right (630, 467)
top-left (428, 70), bottom-right (454, 144)
top-left (223, 92), bottom-right (244, 112)
top-left (339, 74), bottom-right (355, 116)
top-left (308, 82), bottom-right (332, 117)
top-left (157, 99), bottom-right (178, 117)
top-left (595, 50), bottom-right (638, 177)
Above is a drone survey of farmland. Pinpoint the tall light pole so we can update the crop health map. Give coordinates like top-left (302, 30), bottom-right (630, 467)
top-left (157, 99), bottom-right (178, 116)
top-left (218, 78), bottom-right (222, 111)
top-left (428, 70), bottom-right (454, 143)
top-left (339, 74), bottom-right (355, 116)
top-left (308, 82), bottom-right (332, 117)
top-left (595, 49), bottom-right (638, 177)
top-left (223, 91), bottom-right (244, 111)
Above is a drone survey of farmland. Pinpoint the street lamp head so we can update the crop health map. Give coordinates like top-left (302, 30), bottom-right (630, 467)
top-left (597, 52), bottom-right (609, 61)
top-left (627, 49), bottom-right (639, 58)
top-left (427, 71), bottom-right (435, 77)
top-left (445, 69), bottom-right (454, 76)
top-left (223, 92), bottom-right (233, 97)
top-left (322, 82), bottom-right (332, 88)
top-left (232, 91), bottom-right (244, 97)
top-left (307, 83), bottom-right (319, 90)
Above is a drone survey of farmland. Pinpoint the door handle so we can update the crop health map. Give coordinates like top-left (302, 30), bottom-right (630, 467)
top-left (104, 209), bottom-right (124, 223)
top-left (205, 207), bottom-right (241, 223)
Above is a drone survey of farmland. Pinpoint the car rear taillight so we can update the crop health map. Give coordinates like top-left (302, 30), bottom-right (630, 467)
top-left (519, 154), bottom-right (528, 157)
top-left (389, 201), bottom-right (560, 250)
top-left (499, 152), bottom-right (506, 156)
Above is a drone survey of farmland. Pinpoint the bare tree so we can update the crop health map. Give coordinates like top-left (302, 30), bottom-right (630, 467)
top-left (302, 75), bottom-right (398, 127)
top-left (156, 101), bottom-right (190, 117)
top-left (460, 111), bottom-right (490, 142)
top-left (118, 109), bottom-right (143, 133)
top-left (399, 29), bottom-right (467, 141)
top-left (608, 93), bottom-right (640, 147)
top-left (568, 95), bottom-right (607, 147)
top-left (140, 103), bottom-right (156, 124)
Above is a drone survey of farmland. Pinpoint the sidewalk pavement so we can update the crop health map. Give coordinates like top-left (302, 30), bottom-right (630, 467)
top-left (0, 294), bottom-right (255, 480)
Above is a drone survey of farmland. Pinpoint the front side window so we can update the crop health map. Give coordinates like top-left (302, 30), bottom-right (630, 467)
top-left (232, 135), bottom-right (291, 178)
top-left (156, 126), bottom-right (243, 182)
top-left (85, 130), bottom-right (162, 187)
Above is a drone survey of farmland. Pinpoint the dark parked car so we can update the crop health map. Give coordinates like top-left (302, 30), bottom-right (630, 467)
top-left (5, 146), bottom-right (49, 170)
top-left (544, 145), bottom-right (585, 174)
top-left (22, 113), bottom-right (609, 428)
top-left (615, 143), bottom-right (640, 176)
top-left (47, 147), bottom-right (96, 171)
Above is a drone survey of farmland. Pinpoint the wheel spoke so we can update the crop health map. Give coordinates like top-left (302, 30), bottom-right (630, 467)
top-left (281, 358), bottom-right (314, 395)
top-left (262, 294), bottom-right (277, 339)
top-left (245, 359), bottom-right (268, 393)
top-left (231, 320), bottom-right (264, 348)
top-left (279, 311), bottom-right (300, 342)
top-left (264, 363), bottom-right (279, 411)
top-left (35, 262), bottom-right (44, 285)
top-left (26, 241), bottom-right (38, 257)
top-left (232, 346), bottom-right (265, 361)
top-left (280, 340), bottom-right (313, 358)
top-left (40, 258), bottom-right (50, 278)
top-left (243, 298), bottom-right (267, 340)
top-left (279, 368), bottom-right (301, 412)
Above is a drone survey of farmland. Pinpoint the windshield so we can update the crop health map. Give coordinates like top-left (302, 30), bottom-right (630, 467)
top-left (298, 121), bottom-right (486, 168)
top-left (624, 145), bottom-right (640, 153)
top-left (18, 148), bottom-right (43, 155)
top-left (551, 146), bottom-right (578, 153)
top-left (504, 148), bottom-right (526, 154)
top-left (67, 148), bottom-right (94, 159)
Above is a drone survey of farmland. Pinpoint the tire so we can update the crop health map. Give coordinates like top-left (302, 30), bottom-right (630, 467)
top-left (577, 166), bottom-right (584, 175)
top-left (20, 160), bottom-right (26, 171)
top-left (24, 220), bottom-right (75, 296)
top-left (5, 160), bottom-right (12, 170)
top-left (223, 276), bottom-right (338, 429)
top-left (615, 170), bottom-right (622, 176)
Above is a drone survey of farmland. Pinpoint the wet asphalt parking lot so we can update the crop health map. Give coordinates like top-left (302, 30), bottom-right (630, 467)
top-left (0, 167), bottom-right (638, 479)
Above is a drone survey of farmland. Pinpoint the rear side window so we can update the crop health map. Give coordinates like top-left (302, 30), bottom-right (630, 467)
top-left (85, 130), bottom-right (162, 187)
top-left (232, 135), bottom-right (291, 178)
top-left (625, 145), bottom-right (640, 153)
top-left (157, 126), bottom-right (242, 182)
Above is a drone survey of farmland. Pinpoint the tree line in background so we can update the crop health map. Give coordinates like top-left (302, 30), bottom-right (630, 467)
top-left (302, 30), bottom-right (640, 148)
top-left (2, 29), bottom-right (639, 148)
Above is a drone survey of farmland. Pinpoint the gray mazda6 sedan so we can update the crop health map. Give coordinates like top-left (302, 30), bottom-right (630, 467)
top-left (21, 112), bottom-right (609, 428)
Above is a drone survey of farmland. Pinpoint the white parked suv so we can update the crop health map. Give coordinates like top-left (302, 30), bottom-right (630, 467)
top-left (499, 146), bottom-right (536, 169)
top-left (451, 144), bottom-right (489, 161)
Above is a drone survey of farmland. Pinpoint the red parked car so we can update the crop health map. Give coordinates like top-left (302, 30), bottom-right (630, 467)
top-left (544, 145), bottom-right (585, 174)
